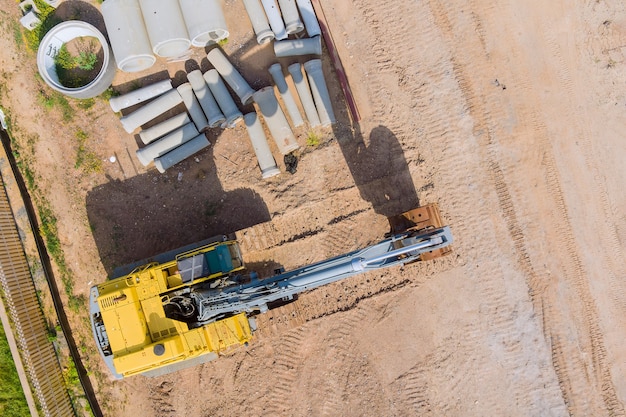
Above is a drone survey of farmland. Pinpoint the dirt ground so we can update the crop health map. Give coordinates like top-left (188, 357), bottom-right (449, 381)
top-left (1, 0), bottom-right (625, 415)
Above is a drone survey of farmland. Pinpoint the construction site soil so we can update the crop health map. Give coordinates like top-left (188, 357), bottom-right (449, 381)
top-left (1, 0), bottom-right (626, 416)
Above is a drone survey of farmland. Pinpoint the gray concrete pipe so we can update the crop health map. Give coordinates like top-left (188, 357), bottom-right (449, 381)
top-left (179, 0), bottom-right (229, 47)
top-left (109, 79), bottom-right (172, 113)
top-left (253, 87), bottom-right (299, 155)
top-left (207, 48), bottom-right (255, 105)
top-left (261, 0), bottom-right (287, 40)
top-left (277, 0), bottom-right (304, 34)
top-left (138, 0), bottom-right (191, 58)
top-left (154, 134), bottom-right (210, 173)
top-left (244, 112), bottom-right (281, 179)
top-left (119, 89), bottom-right (183, 133)
top-left (139, 112), bottom-right (191, 145)
top-left (274, 36), bottom-right (321, 57)
top-left (287, 62), bottom-right (320, 127)
top-left (268, 63), bottom-right (303, 127)
top-left (202, 69), bottom-right (243, 127)
top-left (136, 122), bottom-right (199, 166)
top-left (177, 83), bottom-right (209, 131)
top-left (242, 0), bottom-right (275, 44)
top-left (101, 0), bottom-right (156, 73)
top-left (296, 0), bottom-right (321, 37)
top-left (186, 70), bottom-right (225, 128)
top-left (304, 59), bottom-right (336, 126)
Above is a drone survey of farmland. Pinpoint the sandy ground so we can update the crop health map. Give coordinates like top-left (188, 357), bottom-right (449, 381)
top-left (0, 0), bottom-right (625, 416)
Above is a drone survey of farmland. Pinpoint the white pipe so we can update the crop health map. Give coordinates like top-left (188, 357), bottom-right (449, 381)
top-left (119, 89), bottom-right (183, 133)
top-left (304, 59), bottom-right (335, 126)
top-left (202, 69), bottom-right (243, 127)
top-left (260, 0), bottom-right (287, 40)
top-left (109, 79), bottom-right (172, 113)
top-left (274, 36), bottom-right (321, 57)
top-left (207, 48), bottom-right (255, 105)
top-left (177, 83), bottom-right (209, 131)
top-left (268, 63), bottom-right (303, 127)
top-left (277, 0), bottom-right (304, 34)
top-left (296, 0), bottom-right (321, 37)
top-left (186, 70), bottom-right (225, 128)
top-left (136, 122), bottom-right (199, 166)
top-left (179, 0), bottom-right (229, 47)
top-left (242, 0), bottom-right (274, 44)
top-left (154, 134), bottom-right (210, 173)
top-left (102, 0), bottom-right (155, 73)
top-left (287, 62), bottom-right (320, 127)
top-left (138, 0), bottom-right (191, 58)
top-left (139, 112), bottom-right (191, 145)
top-left (244, 112), bottom-right (280, 179)
top-left (253, 87), bottom-right (299, 155)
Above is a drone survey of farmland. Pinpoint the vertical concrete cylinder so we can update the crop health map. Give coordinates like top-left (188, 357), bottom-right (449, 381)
top-left (244, 112), bottom-right (280, 178)
top-left (296, 0), bottom-right (321, 37)
top-left (109, 79), bottom-right (172, 113)
top-left (304, 59), bottom-right (335, 126)
top-left (187, 70), bottom-right (225, 128)
top-left (179, 0), bottom-right (229, 47)
top-left (242, 0), bottom-right (274, 44)
top-left (203, 69), bottom-right (243, 127)
top-left (277, 0), bottom-right (304, 34)
top-left (120, 89), bottom-right (183, 133)
top-left (139, 0), bottom-right (191, 58)
top-left (102, 0), bottom-right (156, 73)
top-left (253, 87), bottom-right (299, 155)
top-left (139, 112), bottom-right (191, 145)
top-left (136, 122), bottom-right (199, 166)
top-left (177, 83), bottom-right (209, 131)
top-left (287, 62), bottom-right (320, 127)
top-left (207, 48), bottom-right (255, 105)
top-left (260, 0), bottom-right (287, 40)
top-left (154, 134), bottom-right (210, 173)
top-left (268, 63), bottom-right (303, 127)
top-left (274, 36), bottom-right (322, 57)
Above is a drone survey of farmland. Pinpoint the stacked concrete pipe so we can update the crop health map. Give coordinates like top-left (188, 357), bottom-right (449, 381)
top-left (287, 63), bottom-right (320, 127)
top-left (244, 112), bottom-right (281, 179)
top-left (139, 112), bottom-right (191, 145)
top-left (203, 69), bottom-right (243, 127)
top-left (296, 0), bottom-right (321, 37)
top-left (187, 70), bottom-right (225, 128)
top-left (253, 87), bottom-right (299, 155)
top-left (304, 59), bottom-right (336, 126)
top-left (154, 134), bottom-right (210, 173)
top-left (261, 0), bottom-right (287, 40)
top-left (268, 63), bottom-right (303, 127)
top-left (138, 0), bottom-right (190, 58)
top-left (177, 83), bottom-right (209, 131)
top-left (119, 89), bottom-right (183, 133)
top-left (136, 122), bottom-right (199, 166)
top-left (242, 0), bottom-right (275, 44)
top-left (207, 48), bottom-right (255, 105)
top-left (109, 79), bottom-right (172, 113)
top-left (179, 0), bottom-right (229, 47)
top-left (277, 0), bottom-right (305, 34)
top-left (274, 36), bottom-right (322, 57)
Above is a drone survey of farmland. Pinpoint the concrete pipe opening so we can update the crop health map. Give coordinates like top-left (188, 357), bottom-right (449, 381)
top-left (180, 0), bottom-right (229, 47)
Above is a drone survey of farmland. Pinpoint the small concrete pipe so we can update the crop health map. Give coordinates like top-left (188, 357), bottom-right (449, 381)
top-left (277, 0), bottom-right (304, 34)
top-left (187, 70), bottom-right (225, 128)
top-left (138, 0), bottom-right (191, 58)
top-left (244, 112), bottom-right (281, 179)
top-left (109, 79), bottom-right (172, 113)
top-left (119, 89), bottom-right (183, 133)
top-left (203, 69), bottom-right (243, 127)
top-left (207, 48), bottom-right (255, 105)
top-left (253, 87), bottom-right (299, 155)
top-left (102, 0), bottom-right (156, 73)
top-left (177, 83), bottom-right (209, 131)
top-left (296, 0), bottom-right (321, 37)
top-left (260, 0), bottom-right (287, 40)
top-left (304, 59), bottom-right (336, 126)
top-left (139, 112), bottom-right (191, 145)
top-left (136, 122), bottom-right (199, 166)
top-left (154, 134), bottom-right (210, 173)
top-left (268, 63), bottom-right (303, 127)
top-left (242, 0), bottom-right (274, 44)
top-left (287, 62), bottom-right (320, 127)
top-left (274, 36), bottom-right (322, 57)
top-left (179, 0), bottom-right (229, 47)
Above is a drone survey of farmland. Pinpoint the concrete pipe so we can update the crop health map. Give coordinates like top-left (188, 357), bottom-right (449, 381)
top-left (277, 0), bottom-right (304, 34)
top-left (274, 36), bottom-right (321, 57)
top-left (287, 62), bottom-right (320, 127)
top-left (36, 21), bottom-right (116, 99)
top-left (138, 0), bottom-right (191, 58)
top-left (119, 89), bottom-right (183, 133)
top-left (268, 63), bottom-right (303, 127)
top-left (253, 87), bottom-right (299, 155)
top-left (109, 79), bottom-right (172, 113)
top-left (304, 59), bottom-right (335, 126)
top-left (154, 134), bottom-right (210, 173)
top-left (187, 70), bottom-right (225, 128)
top-left (177, 83), bottom-right (209, 131)
top-left (102, 0), bottom-right (155, 73)
top-left (244, 112), bottom-right (280, 179)
top-left (296, 0), bottom-right (321, 37)
top-left (203, 69), bottom-right (243, 127)
top-left (179, 0), bottom-right (229, 47)
top-left (207, 48), bottom-right (255, 105)
top-left (136, 122), bottom-right (199, 166)
top-left (242, 0), bottom-right (274, 44)
top-left (139, 112), bottom-right (191, 145)
top-left (260, 0), bottom-right (287, 40)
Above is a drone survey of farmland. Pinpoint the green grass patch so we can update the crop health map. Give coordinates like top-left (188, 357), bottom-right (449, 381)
top-left (74, 130), bottom-right (102, 173)
top-left (306, 131), bottom-right (320, 147)
top-left (23, 0), bottom-right (59, 51)
top-left (76, 98), bottom-right (95, 110)
top-left (38, 90), bottom-right (74, 122)
top-left (0, 322), bottom-right (30, 417)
